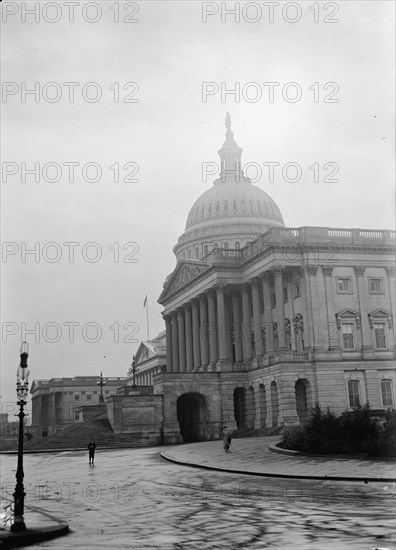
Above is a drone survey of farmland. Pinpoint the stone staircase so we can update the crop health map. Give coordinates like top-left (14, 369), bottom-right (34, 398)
top-left (24, 416), bottom-right (154, 452)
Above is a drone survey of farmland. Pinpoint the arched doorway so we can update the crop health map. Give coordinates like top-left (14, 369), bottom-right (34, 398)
top-left (176, 393), bottom-right (207, 442)
top-left (295, 379), bottom-right (311, 424)
top-left (233, 387), bottom-right (246, 428)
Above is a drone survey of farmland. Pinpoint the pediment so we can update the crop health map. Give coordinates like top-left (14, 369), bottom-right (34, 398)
top-left (336, 308), bottom-right (360, 318)
top-left (159, 260), bottom-right (210, 302)
top-left (135, 343), bottom-right (153, 364)
top-left (368, 308), bottom-right (392, 318)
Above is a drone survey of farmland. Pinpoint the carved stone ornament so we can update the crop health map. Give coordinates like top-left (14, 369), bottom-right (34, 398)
top-left (354, 266), bottom-right (366, 277)
top-left (322, 265), bottom-right (334, 277)
top-left (306, 265), bottom-right (318, 276)
top-left (169, 264), bottom-right (206, 293)
top-left (386, 266), bottom-right (396, 278)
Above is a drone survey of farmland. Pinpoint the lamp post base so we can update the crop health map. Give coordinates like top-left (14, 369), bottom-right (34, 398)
top-left (11, 517), bottom-right (27, 532)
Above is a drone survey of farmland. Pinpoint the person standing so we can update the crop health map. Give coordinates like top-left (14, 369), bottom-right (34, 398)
top-left (88, 438), bottom-right (96, 465)
top-left (222, 425), bottom-right (232, 452)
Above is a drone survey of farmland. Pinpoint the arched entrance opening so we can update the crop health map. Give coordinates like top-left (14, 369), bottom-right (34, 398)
top-left (295, 379), bottom-right (311, 424)
top-left (233, 387), bottom-right (246, 428)
top-left (176, 392), bottom-right (207, 442)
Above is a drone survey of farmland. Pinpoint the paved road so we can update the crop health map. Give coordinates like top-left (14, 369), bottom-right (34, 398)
top-left (1, 447), bottom-right (395, 549)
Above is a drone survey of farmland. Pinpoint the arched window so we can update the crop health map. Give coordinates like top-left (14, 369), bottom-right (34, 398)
top-left (235, 242), bottom-right (240, 250)
top-left (195, 247), bottom-right (199, 259)
top-left (204, 245), bottom-right (208, 256)
top-left (224, 200), bottom-right (228, 211)
top-left (224, 242), bottom-right (229, 249)
top-left (188, 248), bottom-right (192, 259)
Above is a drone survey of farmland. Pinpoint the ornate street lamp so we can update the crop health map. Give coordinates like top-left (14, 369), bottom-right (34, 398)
top-left (97, 371), bottom-right (106, 403)
top-left (11, 342), bottom-right (30, 533)
top-left (131, 355), bottom-right (136, 386)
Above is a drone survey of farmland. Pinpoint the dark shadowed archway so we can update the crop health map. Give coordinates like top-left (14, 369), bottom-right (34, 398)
top-left (176, 393), bottom-right (207, 442)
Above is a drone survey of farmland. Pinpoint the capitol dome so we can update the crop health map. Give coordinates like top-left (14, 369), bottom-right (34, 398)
top-left (174, 114), bottom-right (285, 261)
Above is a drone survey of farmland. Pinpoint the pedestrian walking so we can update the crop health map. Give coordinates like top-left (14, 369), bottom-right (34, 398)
top-left (222, 425), bottom-right (232, 452)
top-left (88, 438), bottom-right (96, 465)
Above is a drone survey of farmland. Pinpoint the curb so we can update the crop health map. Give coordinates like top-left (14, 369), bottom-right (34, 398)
top-left (0, 505), bottom-right (69, 549)
top-left (268, 442), bottom-right (301, 456)
top-left (160, 449), bottom-right (396, 483)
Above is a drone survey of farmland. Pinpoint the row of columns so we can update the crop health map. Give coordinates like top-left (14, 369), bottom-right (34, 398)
top-left (135, 366), bottom-right (163, 386)
top-left (164, 267), bottom-right (299, 373)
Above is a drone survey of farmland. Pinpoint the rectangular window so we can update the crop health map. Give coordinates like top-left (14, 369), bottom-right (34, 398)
top-left (374, 323), bottom-right (387, 349)
top-left (87, 394), bottom-right (92, 400)
top-left (381, 379), bottom-right (393, 407)
top-left (283, 287), bottom-right (288, 303)
top-left (369, 278), bottom-right (383, 294)
top-left (348, 380), bottom-right (361, 408)
top-left (74, 411), bottom-right (80, 420)
top-left (74, 394), bottom-right (80, 400)
top-left (337, 277), bottom-right (351, 293)
top-left (342, 323), bottom-right (354, 349)
top-left (294, 281), bottom-right (300, 297)
top-left (271, 293), bottom-right (276, 308)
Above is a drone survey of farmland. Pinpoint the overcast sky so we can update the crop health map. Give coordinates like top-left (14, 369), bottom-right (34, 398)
top-left (1, 1), bottom-right (395, 415)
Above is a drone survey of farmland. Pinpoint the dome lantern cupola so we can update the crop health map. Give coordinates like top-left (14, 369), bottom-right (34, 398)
top-left (218, 112), bottom-right (243, 182)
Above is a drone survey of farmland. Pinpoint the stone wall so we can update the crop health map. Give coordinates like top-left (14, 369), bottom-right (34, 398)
top-left (106, 390), bottom-right (163, 445)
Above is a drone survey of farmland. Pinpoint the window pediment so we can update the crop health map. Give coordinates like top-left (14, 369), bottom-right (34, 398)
top-left (368, 309), bottom-right (393, 328)
top-left (336, 309), bottom-right (361, 329)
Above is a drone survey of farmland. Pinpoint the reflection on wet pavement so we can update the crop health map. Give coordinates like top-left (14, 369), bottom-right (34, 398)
top-left (1, 448), bottom-right (395, 549)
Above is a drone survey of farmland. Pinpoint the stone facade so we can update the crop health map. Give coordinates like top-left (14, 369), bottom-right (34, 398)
top-left (30, 376), bottom-right (123, 429)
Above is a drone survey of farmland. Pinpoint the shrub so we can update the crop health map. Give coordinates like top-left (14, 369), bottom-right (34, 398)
top-left (280, 402), bottom-right (396, 458)
top-left (281, 425), bottom-right (306, 451)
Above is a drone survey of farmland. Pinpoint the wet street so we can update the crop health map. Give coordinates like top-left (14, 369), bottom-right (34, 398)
top-left (1, 447), bottom-right (395, 549)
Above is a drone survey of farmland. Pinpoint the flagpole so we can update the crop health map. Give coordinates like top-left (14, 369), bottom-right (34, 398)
top-left (146, 296), bottom-right (150, 340)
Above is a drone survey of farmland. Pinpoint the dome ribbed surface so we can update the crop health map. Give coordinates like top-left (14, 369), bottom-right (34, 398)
top-left (185, 178), bottom-right (284, 231)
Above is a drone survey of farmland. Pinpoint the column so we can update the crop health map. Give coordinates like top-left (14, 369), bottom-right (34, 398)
top-left (225, 294), bottom-right (234, 362)
top-left (199, 295), bottom-right (209, 369)
top-left (171, 313), bottom-right (179, 372)
top-left (273, 267), bottom-right (286, 349)
top-left (164, 315), bottom-right (173, 372)
top-left (262, 275), bottom-right (274, 353)
top-left (177, 308), bottom-right (186, 372)
top-left (299, 269), bottom-right (311, 350)
top-left (241, 284), bottom-right (253, 361)
top-left (216, 285), bottom-right (228, 363)
top-left (251, 278), bottom-right (264, 357)
top-left (322, 266), bottom-right (340, 350)
top-left (232, 289), bottom-right (243, 362)
top-left (305, 266), bottom-right (321, 350)
top-left (185, 304), bottom-right (193, 371)
top-left (191, 299), bottom-right (201, 370)
top-left (387, 267), bottom-right (396, 348)
top-left (207, 289), bottom-right (218, 366)
top-left (355, 266), bottom-right (372, 351)
top-left (49, 393), bottom-right (56, 424)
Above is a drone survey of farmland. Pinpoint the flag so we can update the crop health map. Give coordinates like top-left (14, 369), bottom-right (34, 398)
top-left (143, 295), bottom-right (147, 308)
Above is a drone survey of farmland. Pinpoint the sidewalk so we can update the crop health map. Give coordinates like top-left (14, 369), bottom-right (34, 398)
top-left (0, 504), bottom-right (68, 549)
top-left (161, 436), bottom-right (396, 482)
